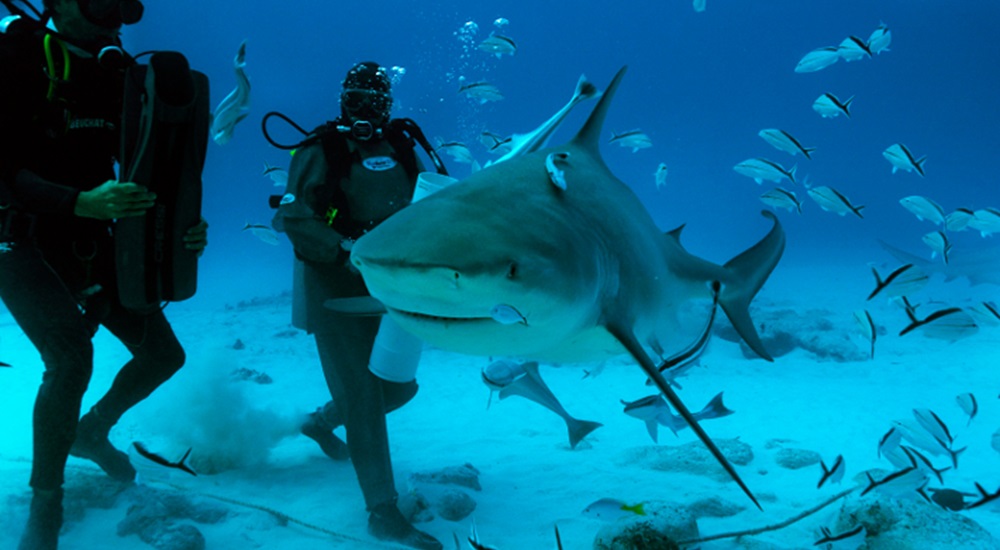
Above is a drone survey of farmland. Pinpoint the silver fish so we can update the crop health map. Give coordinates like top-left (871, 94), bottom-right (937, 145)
top-left (838, 35), bottom-right (872, 61)
top-left (479, 131), bottom-right (513, 155)
top-left (435, 138), bottom-right (476, 164)
top-left (609, 129), bottom-right (652, 152)
top-left (968, 208), bottom-right (1000, 237)
top-left (808, 186), bottom-right (864, 218)
top-left (243, 222), bottom-right (279, 246)
top-left (758, 128), bottom-right (816, 158)
top-left (794, 46), bottom-right (840, 73)
top-left (954, 393), bottom-right (977, 434)
top-left (734, 158), bottom-right (796, 185)
top-left (899, 301), bottom-right (978, 343)
top-left (692, 0), bottom-right (706, 12)
top-left (866, 263), bottom-right (928, 301)
top-left (853, 309), bottom-right (876, 359)
top-left (899, 196), bottom-right (944, 225)
top-left (262, 161), bottom-right (288, 186)
top-left (760, 187), bottom-right (803, 214)
top-left (879, 239), bottom-right (1000, 287)
top-left (945, 208), bottom-right (976, 232)
top-left (458, 79), bottom-right (504, 104)
top-left (478, 34), bottom-right (517, 58)
top-left (868, 24), bottom-right (892, 55)
top-left (654, 163), bottom-right (668, 190)
top-left (817, 454), bottom-right (845, 488)
top-left (814, 525), bottom-right (866, 550)
top-left (813, 93), bottom-right (854, 118)
top-left (210, 40), bottom-right (251, 146)
top-left (967, 302), bottom-right (1000, 327)
top-left (883, 143), bottom-right (926, 177)
top-left (622, 392), bottom-right (733, 442)
top-left (922, 231), bottom-right (951, 264)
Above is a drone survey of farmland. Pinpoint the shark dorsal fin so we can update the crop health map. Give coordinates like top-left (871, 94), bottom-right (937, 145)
top-left (665, 224), bottom-right (686, 242)
top-left (572, 65), bottom-right (628, 155)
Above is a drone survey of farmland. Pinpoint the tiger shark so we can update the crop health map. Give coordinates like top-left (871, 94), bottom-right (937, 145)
top-left (349, 66), bottom-right (785, 508)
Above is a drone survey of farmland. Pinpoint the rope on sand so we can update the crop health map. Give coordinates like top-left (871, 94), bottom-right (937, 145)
top-left (677, 487), bottom-right (858, 547)
top-left (157, 481), bottom-right (411, 550)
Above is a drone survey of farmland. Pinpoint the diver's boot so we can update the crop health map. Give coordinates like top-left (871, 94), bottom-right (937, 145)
top-left (17, 488), bottom-right (63, 550)
top-left (69, 408), bottom-right (136, 483)
top-left (300, 410), bottom-right (349, 461)
top-left (368, 499), bottom-right (443, 550)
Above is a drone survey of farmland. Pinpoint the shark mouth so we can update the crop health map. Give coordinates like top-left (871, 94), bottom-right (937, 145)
top-left (391, 308), bottom-right (494, 324)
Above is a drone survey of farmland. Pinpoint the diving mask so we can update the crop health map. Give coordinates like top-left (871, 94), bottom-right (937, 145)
top-left (340, 88), bottom-right (392, 123)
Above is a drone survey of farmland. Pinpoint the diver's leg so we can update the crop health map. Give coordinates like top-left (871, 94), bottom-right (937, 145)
top-left (303, 377), bottom-right (416, 460)
top-left (0, 245), bottom-right (94, 549)
top-left (71, 307), bottom-right (185, 481)
top-left (314, 325), bottom-right (441, 549)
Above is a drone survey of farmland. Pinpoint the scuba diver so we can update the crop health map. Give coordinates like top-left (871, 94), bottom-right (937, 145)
top-left (270, 61), bottom-right (447, 550)
top-left (0, 1), bottom-right (208, 548)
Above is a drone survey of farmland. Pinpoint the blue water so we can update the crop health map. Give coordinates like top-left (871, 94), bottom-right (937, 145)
top-left (4, 1), bottom-right (1000, 548)
top-left (116, 0), bottom-right (1000, 298)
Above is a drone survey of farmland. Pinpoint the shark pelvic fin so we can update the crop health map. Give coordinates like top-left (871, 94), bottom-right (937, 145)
top-left (572, 65), bottom-right (628, 157)
top-left (719, 211), bottom-right (785, 361)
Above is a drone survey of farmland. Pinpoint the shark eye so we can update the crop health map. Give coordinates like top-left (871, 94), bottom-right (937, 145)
top-left (506, 262), bottom-right (518, 279)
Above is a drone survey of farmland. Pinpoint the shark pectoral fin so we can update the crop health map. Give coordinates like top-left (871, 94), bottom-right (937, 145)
top-left (720, 210), bottom-right (786, 361)
top-left (323, 296), bottom-right (388, 316)
top-left (607, 323), bottom-right (762, 511)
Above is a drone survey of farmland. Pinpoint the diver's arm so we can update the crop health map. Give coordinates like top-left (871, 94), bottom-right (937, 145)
top-left (275, 138), bottom-right (349, 263)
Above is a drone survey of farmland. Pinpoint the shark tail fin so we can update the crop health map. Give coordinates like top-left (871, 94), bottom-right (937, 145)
top-left (567, 418), bottom-right (604, 449)
top-left (572, 66), bottom-right (628, 156)
top-left (719, 211), bottom-right (786, 361)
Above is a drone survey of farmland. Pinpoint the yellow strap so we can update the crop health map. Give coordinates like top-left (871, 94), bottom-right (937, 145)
top-left (43, 33), bottom-right (70, 102)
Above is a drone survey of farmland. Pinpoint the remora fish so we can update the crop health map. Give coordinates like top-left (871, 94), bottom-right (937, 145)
top-left (349, 67), bottom-right (785, 509)
top-left (734, 158), bottom-right (796, 185)
top-left (488, 360), bottom-right (603, 449)
top-left (210, 40), bottom-right (251, 146)
top-left (794, 46), bottom-right (840, 73)
top-left (758, 129), bottom-right (816, 159)
top-left (883, 143), bottom-right (926, 177)
top-left (491, 74), bottom-right (599, 166)
top-left (807, 186), bottom-right (864, 218)
top-left (813, 93), bottom-right (854, 118)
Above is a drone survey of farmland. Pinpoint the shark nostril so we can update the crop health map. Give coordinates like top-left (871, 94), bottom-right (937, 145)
top-left (507, 262), bottom-right (518, 279)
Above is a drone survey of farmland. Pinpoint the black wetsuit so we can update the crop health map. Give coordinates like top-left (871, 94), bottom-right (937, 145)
top-left (277, 126), bottom-right (422, 510)
top-left (0, 26), bottom-right (185, 491)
